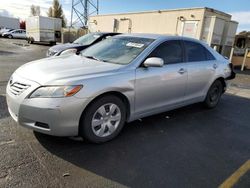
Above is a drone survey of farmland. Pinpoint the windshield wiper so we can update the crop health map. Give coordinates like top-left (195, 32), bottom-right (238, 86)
top-left (84, 55), bottom-right (102, 61)
top-left (83, 55), bottom-right (111, 63)
top-left (83, 55), bottom-right (114, 63)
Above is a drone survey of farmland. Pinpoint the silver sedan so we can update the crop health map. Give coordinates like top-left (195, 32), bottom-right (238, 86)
top-left (6, 34), bottom-right (235, 143)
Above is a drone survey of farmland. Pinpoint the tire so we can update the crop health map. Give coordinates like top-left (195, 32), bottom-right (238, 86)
top-left (49, 41), bottom-right (56, 46)
top-left (79, 95), bottom-right (126, 143)
top-left (204, 80), bottom-right (223, 109)
top-left (8, 35), bottom-right (13, 39)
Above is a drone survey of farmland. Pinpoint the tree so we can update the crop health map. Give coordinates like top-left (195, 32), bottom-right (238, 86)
top-left (47, 0), bottom-right (67, 27)
top-left (30, 5), bottom-right (40, 16)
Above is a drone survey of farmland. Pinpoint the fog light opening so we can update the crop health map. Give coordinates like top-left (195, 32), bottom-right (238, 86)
top-left (35, 122), bottom-right (50, 129)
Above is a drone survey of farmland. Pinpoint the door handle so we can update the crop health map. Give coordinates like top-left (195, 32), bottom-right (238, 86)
top-left (213, 64), bottom-right (218, 69)
top-left (178, 68), bottom-right (186, 74)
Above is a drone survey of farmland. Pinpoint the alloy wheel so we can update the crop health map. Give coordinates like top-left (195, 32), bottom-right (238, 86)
top-left (91, 103), bottom-right (121, 137)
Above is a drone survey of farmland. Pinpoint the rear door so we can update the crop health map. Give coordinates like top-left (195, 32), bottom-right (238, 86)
top-left (135, 40), bottom-right (188, 115)
top-left (183, 40), bottom-right (217, 101)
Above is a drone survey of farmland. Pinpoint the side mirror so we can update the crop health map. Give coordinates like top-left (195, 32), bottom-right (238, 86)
top-left (60, 48), bottom-right (77, 56)
top-left (143, 57), bottom-right (164, 67)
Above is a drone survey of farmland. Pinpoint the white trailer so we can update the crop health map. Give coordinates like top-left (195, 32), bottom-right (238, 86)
top-left (0, 16), bottom-right (19, 29)
top-left (26, 16), bottom-right (62, 44)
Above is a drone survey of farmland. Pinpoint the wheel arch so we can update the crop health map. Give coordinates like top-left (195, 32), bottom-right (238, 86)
top-left (78, 91), bottom-right (131, 135)
top-left (214, 77), bottom-right (226, 93)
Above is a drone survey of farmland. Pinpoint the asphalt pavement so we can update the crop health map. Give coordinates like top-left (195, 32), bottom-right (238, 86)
top-left (0, 38), bottom-right (249, 188)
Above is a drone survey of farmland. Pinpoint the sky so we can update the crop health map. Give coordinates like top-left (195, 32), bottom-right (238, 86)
top-left (0, 0), bottom-right (250, 32)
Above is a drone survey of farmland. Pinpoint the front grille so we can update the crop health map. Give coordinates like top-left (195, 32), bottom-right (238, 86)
top-left (10, 82), bottom-right (30, 95)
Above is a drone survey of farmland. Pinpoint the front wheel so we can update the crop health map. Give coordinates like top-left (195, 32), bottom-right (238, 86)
top-left (204, 80), bottom-right (223, 109)
top-left (8, 35), bottom-right (13, 39)
top-left (79, 95), bottom-right (126, 143)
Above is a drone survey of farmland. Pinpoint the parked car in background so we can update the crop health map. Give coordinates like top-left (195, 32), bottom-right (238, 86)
top-left (0, 28), bottom-right (13, 37)
top-left (46, 32), bottom-right (120, 57)
top-left (6, 34), bottom-right (235, 143)
top-left (2, 29), bottom-right (26, 39)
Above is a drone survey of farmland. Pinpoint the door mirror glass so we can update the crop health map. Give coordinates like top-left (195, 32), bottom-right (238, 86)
top-left (143, 57), bottom-right (164, 67)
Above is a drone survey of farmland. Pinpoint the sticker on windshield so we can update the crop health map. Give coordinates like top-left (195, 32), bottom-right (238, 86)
top-left (126, 42), bottom-right (145, 48)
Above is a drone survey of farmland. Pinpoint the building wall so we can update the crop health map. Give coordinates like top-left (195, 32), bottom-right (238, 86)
top-left (89, 7), bottom-right (237, 57)
top-left (89, 8), bottom-right (206, 39)
top-left (89, 8), bottom-right (232, 40)
top-left (0, 16), bottom-right (19, 29)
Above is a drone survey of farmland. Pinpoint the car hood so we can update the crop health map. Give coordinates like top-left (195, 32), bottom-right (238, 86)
top-left (15, 54), bottom-right (123, 85)
top-left (49, 43), bottom-right (84, 52)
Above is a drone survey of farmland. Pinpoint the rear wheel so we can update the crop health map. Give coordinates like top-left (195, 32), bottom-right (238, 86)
top-left (79, 95), bottom-right (126, 143)
top-left (204, 80), bottom-right (223, 109)
top-left (28, 37), bottom-right (34, 44)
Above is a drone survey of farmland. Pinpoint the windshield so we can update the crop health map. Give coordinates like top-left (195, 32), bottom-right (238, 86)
top-left (73, 33), bottom-right (101, 45)
top-left (81, 36), bottom-right (154, 65)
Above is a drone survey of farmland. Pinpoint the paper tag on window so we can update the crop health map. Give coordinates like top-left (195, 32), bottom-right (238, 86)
top-left (126, 42), bottom-right (144, 48)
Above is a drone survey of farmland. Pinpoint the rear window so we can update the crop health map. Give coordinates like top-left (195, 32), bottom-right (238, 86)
top-left (184, 41), bottom-right (215, 62)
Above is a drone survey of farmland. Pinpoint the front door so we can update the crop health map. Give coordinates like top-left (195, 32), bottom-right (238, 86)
top-left (135, 40), bottom-right (187, 115)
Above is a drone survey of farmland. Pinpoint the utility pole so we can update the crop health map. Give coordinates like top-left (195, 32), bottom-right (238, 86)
top-left (70, 0), bottom-right (99, 28)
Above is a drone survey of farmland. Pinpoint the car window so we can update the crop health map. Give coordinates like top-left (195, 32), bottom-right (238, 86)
top-left (149, 40), bottom-right (184, 64)
top-left (73, 33), bottom-right (101, 45)
top-left (81, 36), bottom-right (154, 65)
top-left (205, 48), bottom-right (216, 60)
top-left (103, 36), bottom-right (112, 40)
top-left (184, 41), bottom-right (215, 62)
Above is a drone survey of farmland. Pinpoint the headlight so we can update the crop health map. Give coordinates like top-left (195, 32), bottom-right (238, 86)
top-left (29, 85), bottom-right (82, 98)
top-left (47, 50), bottom-right (57, 57)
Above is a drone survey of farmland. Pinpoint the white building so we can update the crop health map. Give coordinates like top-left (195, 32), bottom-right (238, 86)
top-left (0, 16), bottom-right (19, 29)
top-left (89, 7), bottom-right (238, 57)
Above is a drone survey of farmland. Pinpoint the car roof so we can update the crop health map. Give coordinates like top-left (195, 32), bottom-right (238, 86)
top-left (11, 29), bottom-right (25, 31)
top-left (116, 33), bottom-right (206, 44)
top-left (118, 33), bottom-right (168, 39)
top-left (92, 32), bottom-right (120, 35)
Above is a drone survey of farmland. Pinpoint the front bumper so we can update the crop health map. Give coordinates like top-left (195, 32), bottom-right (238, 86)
top-left (6, 74), bottom-right (91, 136)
